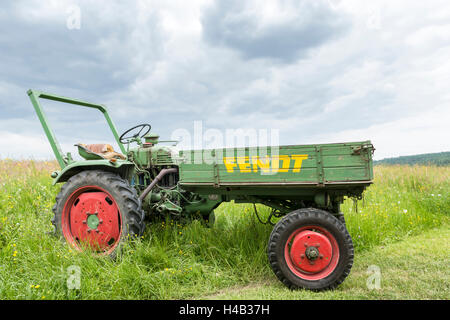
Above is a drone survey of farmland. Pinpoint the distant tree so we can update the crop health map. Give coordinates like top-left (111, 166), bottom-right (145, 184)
top-left (374, 152), bottom-right (450, 166)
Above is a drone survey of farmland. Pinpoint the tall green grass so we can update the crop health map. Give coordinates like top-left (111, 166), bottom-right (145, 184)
top-left (344, 165), bottom-right (449, 251)
top-left (0, 160), bottom-right (448, 299)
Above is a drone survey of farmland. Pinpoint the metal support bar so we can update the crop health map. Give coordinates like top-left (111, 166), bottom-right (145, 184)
top-left (27, 89), bottom-right (126, 169)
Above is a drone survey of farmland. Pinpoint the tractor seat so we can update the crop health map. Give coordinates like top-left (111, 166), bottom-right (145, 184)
top-left (75, 143), bottom-right (126, 161)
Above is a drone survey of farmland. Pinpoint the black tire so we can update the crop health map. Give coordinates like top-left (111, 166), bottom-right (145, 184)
top-left (336, 212), bottom-right (346, 226)
top-left (52, 170), bottom-right (145, 258)
top-left (267, 208), bottom-right (353, 291)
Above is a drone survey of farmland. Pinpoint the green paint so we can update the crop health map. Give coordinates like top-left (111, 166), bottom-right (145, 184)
top-left (27, 89), bottom-right (126, 169)
top-left (52, 159), bottom-right (134, 185)
top-left (29, 89), bottom-right (374, 219)
top-left (87, 214), bottom-right (100, 229)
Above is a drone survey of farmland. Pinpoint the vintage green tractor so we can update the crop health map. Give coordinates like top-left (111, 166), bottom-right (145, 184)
top-left (28, 89), bottom-right (374, 291)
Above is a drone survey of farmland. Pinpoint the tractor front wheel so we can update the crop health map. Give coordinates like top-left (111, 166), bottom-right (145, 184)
top-left (268, 208), bottom-right (353, 290)
top-left (52, 170), bottom-right (145, 258)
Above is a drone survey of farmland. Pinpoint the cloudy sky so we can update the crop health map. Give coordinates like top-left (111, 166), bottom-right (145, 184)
top-left (0, 0), bottom-right (449, 160)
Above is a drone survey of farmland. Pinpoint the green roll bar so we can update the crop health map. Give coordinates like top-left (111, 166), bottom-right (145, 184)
top-left (27, 89), bottom-right (126, 169)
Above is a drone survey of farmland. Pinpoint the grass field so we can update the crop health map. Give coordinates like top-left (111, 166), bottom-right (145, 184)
top-left (0, 160), bottom-right (448, 300)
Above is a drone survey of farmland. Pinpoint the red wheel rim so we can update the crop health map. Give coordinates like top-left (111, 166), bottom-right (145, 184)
top-left (284, 226), bottom-right (339, 280)
top-left (61, 185), bottom-right (122, 255)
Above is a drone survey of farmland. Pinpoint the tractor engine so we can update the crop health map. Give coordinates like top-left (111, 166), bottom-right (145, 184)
top-left (130, 132), bottom-right (220, 221)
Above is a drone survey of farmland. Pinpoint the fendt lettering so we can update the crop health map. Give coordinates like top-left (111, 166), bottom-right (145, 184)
top-left (28, 89), bottom-right (374, 291)
top-left (223, 155), bottom-right (309, 173)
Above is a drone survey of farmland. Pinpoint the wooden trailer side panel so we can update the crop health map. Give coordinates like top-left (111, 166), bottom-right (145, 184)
top-left (178, 141), bottom-right (374, 187)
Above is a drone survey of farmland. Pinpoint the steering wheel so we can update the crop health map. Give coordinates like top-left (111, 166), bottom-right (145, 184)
top-left (119, 124), bottom-right (151, 144)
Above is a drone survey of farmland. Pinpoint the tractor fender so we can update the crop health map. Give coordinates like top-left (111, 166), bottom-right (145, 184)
top-left (52, 159), bottom-right (134, 185)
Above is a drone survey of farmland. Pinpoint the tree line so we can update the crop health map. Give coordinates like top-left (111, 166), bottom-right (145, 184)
top-left (374, 152), bottom-right (450, 166)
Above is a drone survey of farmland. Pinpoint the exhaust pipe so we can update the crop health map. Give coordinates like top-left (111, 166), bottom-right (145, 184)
top-left (139, 168), bottom-right (178, 202)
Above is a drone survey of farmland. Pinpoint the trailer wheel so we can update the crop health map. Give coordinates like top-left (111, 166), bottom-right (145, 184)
top-left (52, 170), bottom-right (145, 258)
top-left (268, 208), bottom-right (353, 291)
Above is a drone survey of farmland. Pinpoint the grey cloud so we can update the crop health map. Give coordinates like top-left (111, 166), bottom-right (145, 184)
top-left (0, 1), bottom-right (163, 120)
top-left (1, 1), bottom-right (448, 160)
top-left (201, 0), bottom-right (351, 63)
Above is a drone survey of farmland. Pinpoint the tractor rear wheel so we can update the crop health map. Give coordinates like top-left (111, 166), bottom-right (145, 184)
top-left (52, 170), bottom-right (145, 258)
top-left (267, 208), bottom-right (353, 291)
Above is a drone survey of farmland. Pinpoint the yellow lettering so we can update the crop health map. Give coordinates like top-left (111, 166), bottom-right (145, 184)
top-left (270, 156), bottom-right (279, 173)
top-left (223, 157), bottom-right (236, 172)
top-left (251, 156), bottom-right (271, 173)
top-left (237, 156), bottom-right (252, 172)
top-left (270, 155), bottom-right (290, 173)
top-left (279, 155), bottom-right (291, 173)
top-left (224, 154), bottom-right (309, 173)
top-left (291, 154), bottom-right (308, 173)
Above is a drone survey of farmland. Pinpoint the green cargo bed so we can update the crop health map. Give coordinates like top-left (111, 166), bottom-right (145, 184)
top-left (178, 141), bottom-right (374, 191)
